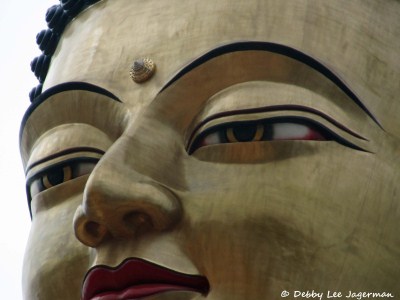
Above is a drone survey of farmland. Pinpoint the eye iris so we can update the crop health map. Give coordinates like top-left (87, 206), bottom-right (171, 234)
top-left (42, 166), bottom-right (72, 188)
top-left (47, 169), bottom-right (64, 185)
top-left (226, 124), bottom-right (264, 142)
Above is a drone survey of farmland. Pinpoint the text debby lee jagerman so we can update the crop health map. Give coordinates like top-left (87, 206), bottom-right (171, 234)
top-left (281, 290), bottom-right (394, 300)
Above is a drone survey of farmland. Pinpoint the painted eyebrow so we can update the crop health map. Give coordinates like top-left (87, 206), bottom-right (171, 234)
top-left (160, 41), bottom-right (381, 127)
top-left (20, 81), bottom-right (121, 141)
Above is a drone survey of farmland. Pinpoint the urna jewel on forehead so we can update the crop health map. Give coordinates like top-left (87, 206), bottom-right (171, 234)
top-left (29, 0), bottom-right (102, 102)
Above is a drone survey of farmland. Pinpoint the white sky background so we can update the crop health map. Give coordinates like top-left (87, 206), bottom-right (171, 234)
top-left (0, 0), bottom-right (57, 298)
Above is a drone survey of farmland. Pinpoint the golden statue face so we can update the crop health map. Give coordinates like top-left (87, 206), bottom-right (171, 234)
top-left (20, 1), bottom-right (400, 299)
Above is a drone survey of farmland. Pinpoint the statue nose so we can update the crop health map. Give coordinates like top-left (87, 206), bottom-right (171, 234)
top-left (73, 155), bottom-right (182, 248)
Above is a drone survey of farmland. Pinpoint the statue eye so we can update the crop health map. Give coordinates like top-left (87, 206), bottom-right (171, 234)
top-left (189, 118), bottom-right (329, 153)
top-left (29, 160), bottom-right (97, 197)
top-left (42, 165), bottom-right (72, 189)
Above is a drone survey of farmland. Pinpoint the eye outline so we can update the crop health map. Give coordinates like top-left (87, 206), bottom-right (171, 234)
top-left (41, 165), bottom-right (72, 190)
top-left (187, 115), bottom-right (369, 155)
top-left (26, 157), bottom-right (99, 201)
top-left (25, 147), bottom-right (104, 217)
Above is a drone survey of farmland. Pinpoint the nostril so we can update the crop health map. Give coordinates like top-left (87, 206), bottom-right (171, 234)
top-left (81, 221), bottom-right (109, 247)
top-left (123, 211), bottom-right (153, 234)
top-left (75, 179), bottom-right (182, 246)
top-left (85, 221), bottom-right (108, 240)
top-left (124, 211), bottom-right (152, 226)
top-left (73, 205), bottom-right (109, 248)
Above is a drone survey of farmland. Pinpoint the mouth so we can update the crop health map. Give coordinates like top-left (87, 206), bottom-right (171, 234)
top-left (82, 258), bottom-right (210, 300)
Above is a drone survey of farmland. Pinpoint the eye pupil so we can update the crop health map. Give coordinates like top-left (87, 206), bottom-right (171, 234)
top-left (227, 124), bottom-right (264, 142)
top-left (47, 168), bottom-right (65, 186)
top-left (42, 166), bottom-right (72, 189)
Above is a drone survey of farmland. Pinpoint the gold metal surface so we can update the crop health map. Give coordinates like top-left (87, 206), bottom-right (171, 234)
top-left (20, 1), bottom-right (400, 300)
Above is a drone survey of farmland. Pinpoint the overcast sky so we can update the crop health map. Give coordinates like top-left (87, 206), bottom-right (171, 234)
top-left (0, 0), bottom-right (56, 298)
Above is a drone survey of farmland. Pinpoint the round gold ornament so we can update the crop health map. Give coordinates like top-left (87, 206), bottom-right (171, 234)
top-left (129, 58), bottom-right (156, 83)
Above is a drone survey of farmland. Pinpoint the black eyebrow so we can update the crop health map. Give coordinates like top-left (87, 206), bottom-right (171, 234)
top-left (161, 41), bottom-right (381, 127)
top-left (20, 82), bottom-right (121, 141)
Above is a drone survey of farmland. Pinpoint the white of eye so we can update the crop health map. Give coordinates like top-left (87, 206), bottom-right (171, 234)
top-left (202, 132), bottom-right (222, 146)
top-left (74, 161), bottom-right (97, 176)
top-left (272, 123), bottom-right (310, 140)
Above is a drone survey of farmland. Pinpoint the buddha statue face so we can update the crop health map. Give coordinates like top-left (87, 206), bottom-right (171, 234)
top-left (20, 0), bottom-right (400, 299)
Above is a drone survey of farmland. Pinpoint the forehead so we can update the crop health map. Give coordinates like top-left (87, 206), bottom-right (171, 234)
top-left (42, 0), bottom-right (400, 133)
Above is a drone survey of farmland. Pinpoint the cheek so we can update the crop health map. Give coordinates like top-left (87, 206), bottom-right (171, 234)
top-left (23, 196), bottom-right (89, 300)
top-left (181, 144), bottom-right (400, 292)
top-left (187, 142), bottom-right (390, 219)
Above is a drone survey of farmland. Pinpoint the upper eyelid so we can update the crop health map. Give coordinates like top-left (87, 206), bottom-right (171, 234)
top-left (27, 157), bottom-right (99, 185)
top-left (159, 42), bottom-right (380, 128)
top-left (26, 149), bottom-right (103, 183)
top-left (187, 105), bottom-right (368, 147)
top-left (186, 107), bottom-right (371, 153)
top-left (26, 157), bottom-right (100, 188)
top-left (26, 146), bottom-right (104, 173)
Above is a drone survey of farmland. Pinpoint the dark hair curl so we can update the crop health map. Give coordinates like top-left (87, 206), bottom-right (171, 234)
top-left (29, 0), bottom-right (101, 102)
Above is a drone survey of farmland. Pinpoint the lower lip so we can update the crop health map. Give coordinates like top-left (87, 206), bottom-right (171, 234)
top-left (91, 283), bottom-right (197, 300)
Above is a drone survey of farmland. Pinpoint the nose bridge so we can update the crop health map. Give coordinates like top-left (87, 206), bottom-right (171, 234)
top-left (74, 134), bottom-right (183, 247)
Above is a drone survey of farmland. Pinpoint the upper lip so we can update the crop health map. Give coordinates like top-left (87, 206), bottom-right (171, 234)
top-left (82, 257), bottom-right (210, 300)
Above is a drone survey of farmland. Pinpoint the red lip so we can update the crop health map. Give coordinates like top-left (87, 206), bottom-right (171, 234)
top-left (82, 258), bottom-right (210, 300)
